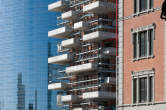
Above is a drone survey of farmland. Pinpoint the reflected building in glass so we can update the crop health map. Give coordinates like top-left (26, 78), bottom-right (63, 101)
top-left (0, 0), bottom-right (57, 110)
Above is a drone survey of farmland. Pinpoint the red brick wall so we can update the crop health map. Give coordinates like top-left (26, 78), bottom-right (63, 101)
top-left (123, 0), bottom-right (165, 104)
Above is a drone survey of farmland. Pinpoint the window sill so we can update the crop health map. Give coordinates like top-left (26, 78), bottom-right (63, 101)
top-left (132, 8), bottom-right (155, 17)
top-left (131, 101), bottom-right (155, 106)
top-left (133, 55), bottom-right (154, 61)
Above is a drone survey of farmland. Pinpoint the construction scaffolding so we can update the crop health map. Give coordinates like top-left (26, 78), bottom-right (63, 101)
top-left (48, 0), bottom-right (117, 110)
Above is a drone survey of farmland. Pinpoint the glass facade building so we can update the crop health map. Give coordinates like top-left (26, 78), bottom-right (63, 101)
top-left (0, 0), bottom-right (57, 110)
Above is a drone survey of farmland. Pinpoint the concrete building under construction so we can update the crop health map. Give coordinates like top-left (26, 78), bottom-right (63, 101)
top-left (48, 0), bottom-right (117, 109)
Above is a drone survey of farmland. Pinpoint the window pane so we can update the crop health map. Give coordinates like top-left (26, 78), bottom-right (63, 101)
top-left (148, 29), bottom-right (153, 56)
top-left (150, 0), bottom-right (154, 9)
top-left (139, 77), bottom-right (147, 103)
top-left (140, 0), bottom-right (148, 11)
top-left (144, 31), bottom-right (147, 56)
top-left (133, 79), bottom-right (137, 103)
top-left (134, 0), bottom-right (137, 13)
top-left (139, 31), bottom-right (147, 57)
top-left (133, 34), bottom-right (137, 58)
top-left (149, 76), bottom-right (153, 102)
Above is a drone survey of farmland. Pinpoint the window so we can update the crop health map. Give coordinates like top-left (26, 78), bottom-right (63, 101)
top-left (133, 34), bottom-right (137, 59)
top-left (132, 24), bottom-right (155, 60)
top-left (149, 76), bottom-right (154, 102)
top-left (132, 70), bottom-right (154, 104)
top-left (139, 77), bottom-right (147, 103)
top-left (134, 0), bottom-right (153, 13)
top-left (140, 0), bottom-right (148, 12)
top-left (139, 31), bottom-right (147, 57)
top-left (133, 79), bottom-right (137, 103)
top-left (149, 29), bottom-right (153, 56)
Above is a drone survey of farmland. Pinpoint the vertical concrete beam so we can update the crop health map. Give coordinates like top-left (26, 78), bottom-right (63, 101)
top-left (117, 0), bottom-right (124, 109)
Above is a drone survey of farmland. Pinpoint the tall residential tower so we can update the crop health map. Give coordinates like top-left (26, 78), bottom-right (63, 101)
top-left (48, 0), bottom-right (117, 110)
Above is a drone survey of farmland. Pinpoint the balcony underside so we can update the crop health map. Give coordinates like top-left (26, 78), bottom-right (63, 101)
top-left (61, 38), bottom-right (80, 48)
top-left (48, 0), bottom-right (69, 12)
top-left (66, 63), bottom-right (98, 75)
top-left (61, 10), bottom-right (78, 21)
top-left (82, 91), bottom-right (116, 100)
top-left (74, 21), bottom-right (89, 30)
top-left (61, 95), bottom-right (79, 103)
top-left (83, 31), bottom-right (115, 42)
top-left (83, 1), bottom-right (115, 14)
top-left (48, 54), bottom-right (72, 65)
top-left (48, 82), bottom-right (69, 90)
top-left (48, 27), bottom-right (72, 38)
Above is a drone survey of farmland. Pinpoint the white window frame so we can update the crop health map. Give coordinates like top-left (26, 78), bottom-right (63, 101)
top-left (133, 0), bottom-right (154, 16)
top-left (132, 69), bottom-right (155, 105)
top-left (131, 23), bottom-right (156, 61)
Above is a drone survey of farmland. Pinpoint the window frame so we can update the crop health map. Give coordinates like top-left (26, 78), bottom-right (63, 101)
top-left (133, 0), bottom-right (154, 15)
top-left (132, 69), bottom-right (155, 105)
top-left (131, 24), bottom-right (155, 61)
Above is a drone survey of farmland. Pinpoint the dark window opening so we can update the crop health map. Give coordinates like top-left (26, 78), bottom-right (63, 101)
top-left (139, 77), bottom-right (147, 103)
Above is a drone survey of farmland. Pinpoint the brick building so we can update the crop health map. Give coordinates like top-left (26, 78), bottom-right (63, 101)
top-left (117, 0), bottom-right (166, 110)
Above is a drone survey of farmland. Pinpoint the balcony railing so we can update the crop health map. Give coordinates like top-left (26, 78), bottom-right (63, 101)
top-left (61, 38), bottom-right (80, 48)
top-left (61, 95), bottom-right (80, 103)
top-left (74, 21), bottom-right (89, 30)
top-left (83, 31), bottom-right (115, 42)
top-left (48, 54), bottom-right (72, 65)
top-left (66, 63), bottom-right (98, 74)
top-left (83, 1), bottom-right (115, 14)
top-left (48, 26), bottom-right (72, 38)
top-left (48, 82), bottom-right (69, 90)
top-left (61, 10), bottom-right (78, 20)
top-left (82, 91), bottom-right (116, 100)
top-left (48, 0), bottom-right (69, 12)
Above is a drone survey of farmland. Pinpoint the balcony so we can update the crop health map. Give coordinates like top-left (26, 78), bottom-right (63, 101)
top-left (48, 82), bottom-right (69, 90)
top-left (61, 95), bottom-right (80, 103)
top-left (61, 10), bottom-right (78, 20)
top-left (48, 0), bottom-right (69, 12)
top-left (102, 47), bottom-right (116, 56)
top-left (48, 26), bottom-right (72, 38)
top-left (66, 63), bottom-right (98, 74)
top-left (48, 54), bottom-right (72, 65)
top-left (74, 108), bottom-right (85, 110)
top-left (74, 21), bottom-right (89, 30)
top-left (82, 91), bottom-right (116, 100)
top-left (61, 38), bottom-right (80, 48)
top-left (83, 1), bottom-right (115, 14)
top-left (83, 31), bottom-right (115, 42)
